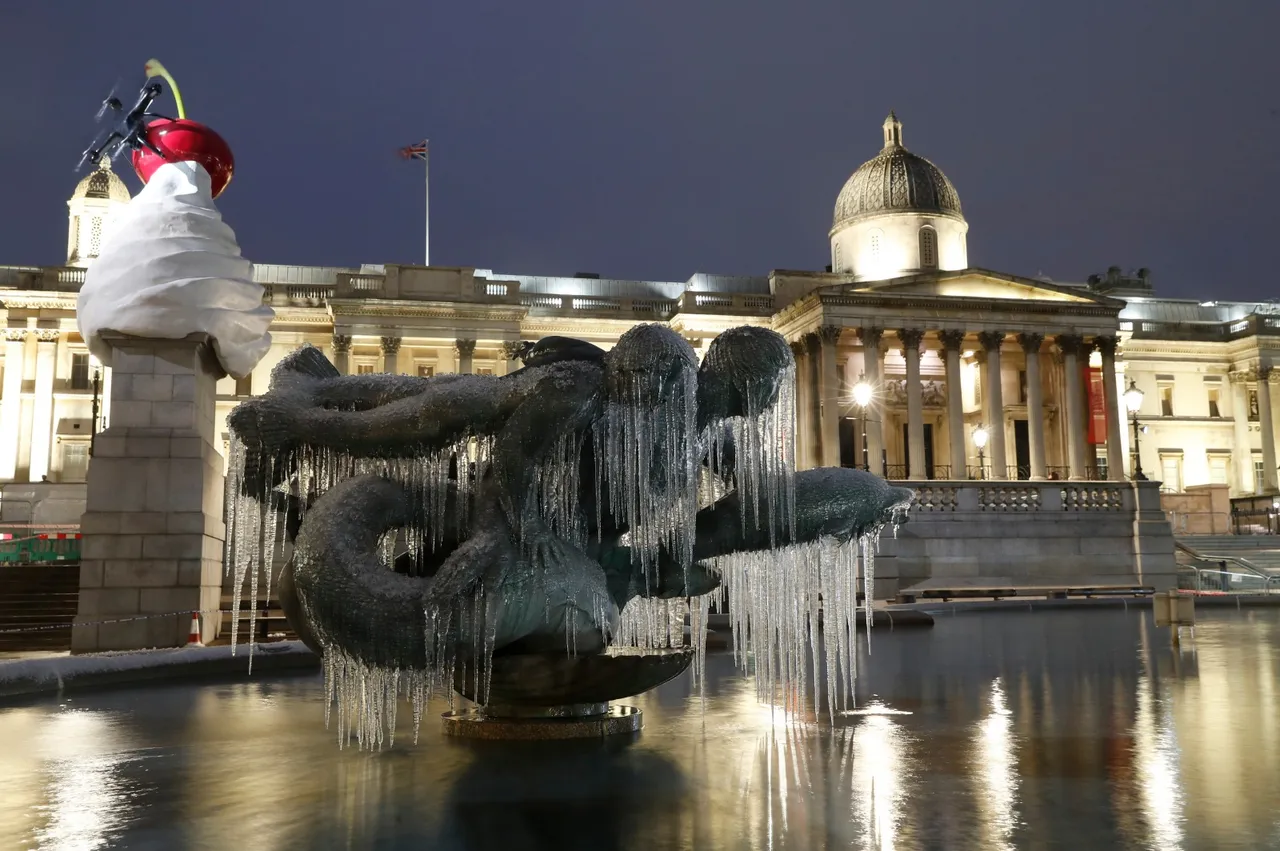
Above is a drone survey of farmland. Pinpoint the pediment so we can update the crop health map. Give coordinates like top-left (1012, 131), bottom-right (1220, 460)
top-left (840, 269), bottom-right (1120, 307)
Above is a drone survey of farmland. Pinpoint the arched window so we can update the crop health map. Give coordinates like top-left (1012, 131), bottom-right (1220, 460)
top-left (833, 242), bottom-right (843, 273)
top-left (89, 217), bottom-right (103, 257)
top-left (919, 227), bottom-right (938, 269)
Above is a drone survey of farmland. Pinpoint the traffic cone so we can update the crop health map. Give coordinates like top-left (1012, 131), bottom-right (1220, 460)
top-left (186, 612), bottom-right (204, 647)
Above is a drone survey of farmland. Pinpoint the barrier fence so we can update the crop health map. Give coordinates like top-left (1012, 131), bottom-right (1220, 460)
top-left (0, 525), bottom-right (82, 563)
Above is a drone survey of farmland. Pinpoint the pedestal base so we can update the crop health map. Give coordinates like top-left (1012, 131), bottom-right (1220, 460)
top-left (73, 334), bottom-right (227, 653)
top-left (441, 705), bottom-right (642, 740)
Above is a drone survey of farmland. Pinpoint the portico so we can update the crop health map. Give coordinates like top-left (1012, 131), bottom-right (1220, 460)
top-left (774, 268), bottom-right (1129, 482)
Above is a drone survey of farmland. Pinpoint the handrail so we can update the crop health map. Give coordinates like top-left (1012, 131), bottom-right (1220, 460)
top-left (1175, 541), bottom-right (1280, 592)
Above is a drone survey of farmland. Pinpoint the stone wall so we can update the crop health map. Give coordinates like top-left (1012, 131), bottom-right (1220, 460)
top-left (1162, 484), bottom-right (1231, 536)
top-left (878, 480), bottom-right (1176, 594)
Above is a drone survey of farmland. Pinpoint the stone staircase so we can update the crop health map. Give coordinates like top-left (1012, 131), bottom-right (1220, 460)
top-left (1176, 535), bottom-right (1280, 574)
top-left (0, 563), bottom-right (79, 651)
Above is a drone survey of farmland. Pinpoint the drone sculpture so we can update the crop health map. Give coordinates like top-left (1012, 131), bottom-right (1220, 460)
top-left (79, 75), bottom-right (235, 197)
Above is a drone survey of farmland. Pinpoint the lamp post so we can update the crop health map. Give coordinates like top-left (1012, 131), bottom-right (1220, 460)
top-left (89, 355), bottom-right (103, 458)
top-left (973, 424), bottom-right (989, 480)
top-left (1124, 379), bottom-right (1147, 480)
top-left (852, 374), bottom-right (873, 472)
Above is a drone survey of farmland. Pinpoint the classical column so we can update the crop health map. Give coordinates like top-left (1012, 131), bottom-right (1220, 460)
top-left (1230, 372), bottom-right (1254, 491)
top-left (938, 330), bottom-right (967, 480)
top-left (455, 338), bottom-right (476, 374)
top-left (803, 333), bottom-right (824, 468)
top-left (1095, 336), bottom-right (1125, 480)
top-left (380, 336), bottom-right (402, 374)
top-left (818, 325), bottom-right (843, 468)
top-left (28, 332), bottom-right (58, 483)
top-left (1258, 365), bottom-right (1278, 493)
top-left (1056, 334), bottom-right (1088, 481)
top-left (1017, 333), bottom-right (1047, 480)
top-left (0, 330), bottom-right (26, 480)
top-left (857, 327), bottom-right (885, 476)
top-left (788, 341), bottom-right (810, 468)
top-left (331, 334), bottom-right (351, 375)
top-left (978, 331), bottom-right (1008, 480)
top-left (899, 328), bottom-right (926, 479)
top-left (500, 341), bottom-right (525, 375)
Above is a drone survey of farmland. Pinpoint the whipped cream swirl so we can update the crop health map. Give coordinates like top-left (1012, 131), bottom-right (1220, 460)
top-left (77, 160), bottom-right (273, 379)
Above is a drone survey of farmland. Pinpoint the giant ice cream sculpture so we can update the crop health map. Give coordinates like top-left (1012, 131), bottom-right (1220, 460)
top-left (75, 74), bottom-right (272, 378)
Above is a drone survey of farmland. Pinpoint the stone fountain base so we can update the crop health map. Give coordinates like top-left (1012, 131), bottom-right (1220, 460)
top-left (441, 703), bottom-right (642, 740)
top-left (441, 647), bottom-right (688, 739)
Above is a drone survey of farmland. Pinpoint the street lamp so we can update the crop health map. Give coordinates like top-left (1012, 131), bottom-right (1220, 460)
top-left (973, 424), bottom-right (989, 480)
top-left (852, 375), bottom-right (873, 472)
top-left (1124, 378), bottom-right (1147, 480)
top-left (89, 354), bottom-right (103, 458)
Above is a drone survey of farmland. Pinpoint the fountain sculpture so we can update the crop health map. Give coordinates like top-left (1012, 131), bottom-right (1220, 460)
top-left (225, 325), bottom-right (914, 746)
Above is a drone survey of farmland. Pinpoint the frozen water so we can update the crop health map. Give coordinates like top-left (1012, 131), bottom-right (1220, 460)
top-left (713, 531), bottom-right (881, 722)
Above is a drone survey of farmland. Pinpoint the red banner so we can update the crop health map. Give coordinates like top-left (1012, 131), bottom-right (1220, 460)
top-left (1085, 366), bottom-right (1107, 445)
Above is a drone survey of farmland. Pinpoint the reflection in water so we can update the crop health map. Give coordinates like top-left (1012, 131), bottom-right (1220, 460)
top-left (848, 713), bottom-right (909, 851)
top-left (33, 709), bottom-right (136, 850)
top-left (973, 678), bottom-right (1018, 850)
top-left (1, 609), bottom-right (1279, 850)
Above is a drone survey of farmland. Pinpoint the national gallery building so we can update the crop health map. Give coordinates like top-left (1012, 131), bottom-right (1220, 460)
top-left (3, 113), bottom-right (1277, 511)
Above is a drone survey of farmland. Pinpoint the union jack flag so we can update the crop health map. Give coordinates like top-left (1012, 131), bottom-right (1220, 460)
top-left (399, 141), bottom-right (429, 161)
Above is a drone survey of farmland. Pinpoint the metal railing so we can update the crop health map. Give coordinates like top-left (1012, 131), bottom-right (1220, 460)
top-left (1174, 541), bottom-right (1280, 594)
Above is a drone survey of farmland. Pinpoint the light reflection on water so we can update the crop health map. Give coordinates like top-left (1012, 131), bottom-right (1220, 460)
top-left (0, 608), bottom-right (1278, 850)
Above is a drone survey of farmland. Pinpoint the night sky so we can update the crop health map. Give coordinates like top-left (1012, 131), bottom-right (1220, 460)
top-left (1, 1), bottom-right (1276, 300)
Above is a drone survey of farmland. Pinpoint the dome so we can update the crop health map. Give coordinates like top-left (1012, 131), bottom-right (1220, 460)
top-left (72, 157), bottom-right (131, 204)
top-left (832, 112), bottom-right (962, 231)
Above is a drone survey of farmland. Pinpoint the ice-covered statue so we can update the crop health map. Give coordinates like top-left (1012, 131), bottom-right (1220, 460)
top-left (75, 75), bottom-right (272, 379)
top-left (226, 322), bottom-right (914, 746)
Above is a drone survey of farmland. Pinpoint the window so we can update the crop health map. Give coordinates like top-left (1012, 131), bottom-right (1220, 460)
top-left (833, 242), bottom-right (843, 274)
top-left (1160, 386), bottom-right (1174, 417)
top-left (235, 374), bottom-right (252, 396)
top-left (1208, 388), bottom-right (1221, 418)
top-left (417, 365), bottom-right (435, 378)
top-left (1160, 455), bottom-right (1182, 492)
top-left (70, 353), bottom-right (91, 390)
top-left (89, 217), bottom-right (103, 256)
top-left (1209, 455), bottom-right (1229, 485)
top-left (1255, 458), bottom-right (1266, 494)
top-left (356, 363), bottom-right (375, 375)
top-left (476, 367), bottom-right (494, 376)
top-left (919, 227), bottom-right (938, 269)
top-left (62, 442), bottom-right (89, 482)
top-left (1095, 451), bottom-right (1109, 481)
top-left (869, 229), bottom-right (882, 261)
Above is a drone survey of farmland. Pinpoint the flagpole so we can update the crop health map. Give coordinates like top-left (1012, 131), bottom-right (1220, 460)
top-left (430, 140), bottom-right (435, 266)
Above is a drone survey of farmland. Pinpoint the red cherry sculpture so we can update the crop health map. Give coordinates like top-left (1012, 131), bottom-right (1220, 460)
top-left (131, 118), bottom-right (235, 198)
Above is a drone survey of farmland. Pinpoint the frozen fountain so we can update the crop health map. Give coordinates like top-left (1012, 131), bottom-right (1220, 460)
top-left (225, 324), bottom-right (915, 747)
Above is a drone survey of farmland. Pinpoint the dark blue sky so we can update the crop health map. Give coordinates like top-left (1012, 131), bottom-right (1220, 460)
top-left (1, 1), bottom-right (1276, 300)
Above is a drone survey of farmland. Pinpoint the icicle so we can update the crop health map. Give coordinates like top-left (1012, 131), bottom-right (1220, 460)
top-left (601, 337), bottom-right (699, 586)
top-left (703, 348), bottom-right (797, 549)
top-left (711, 533), bottom-right (868, 720)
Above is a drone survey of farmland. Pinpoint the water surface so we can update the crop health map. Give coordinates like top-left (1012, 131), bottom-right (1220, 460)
top-left (1, 607), bottom-right (1278, 850)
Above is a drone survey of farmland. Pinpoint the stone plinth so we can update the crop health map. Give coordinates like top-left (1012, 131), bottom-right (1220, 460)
top-left (72, 333), bottom-right (226, 653)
